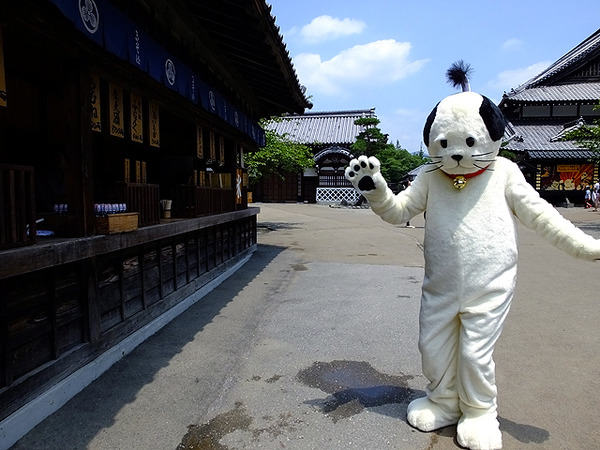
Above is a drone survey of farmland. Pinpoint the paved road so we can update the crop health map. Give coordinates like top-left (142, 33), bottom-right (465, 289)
top-left (11, 203), bottom-right (600, 449)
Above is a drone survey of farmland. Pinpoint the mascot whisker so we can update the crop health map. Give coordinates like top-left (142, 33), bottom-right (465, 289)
top-left (345, 62), bottom-right (600, 450)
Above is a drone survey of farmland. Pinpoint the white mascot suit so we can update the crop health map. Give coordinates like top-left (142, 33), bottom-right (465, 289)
top-left (345, 63), bottom-right (600, 450)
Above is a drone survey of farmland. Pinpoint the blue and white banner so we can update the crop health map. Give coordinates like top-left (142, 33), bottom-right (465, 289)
top-left (47, 0), bottom-right (266, 146)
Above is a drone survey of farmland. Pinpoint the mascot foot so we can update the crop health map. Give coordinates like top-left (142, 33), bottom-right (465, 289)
top-left (456, 412), bottom-right (502, 450)
top-left (406, 397), bottom-right (460, 432)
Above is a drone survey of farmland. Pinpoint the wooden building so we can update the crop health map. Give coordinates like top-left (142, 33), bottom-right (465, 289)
top-left (255, 109), bottom-right (375, 203)
top-left (0, 0), bottom-right (310, 443)
top-left (500, 28), bottom-right (600, 205)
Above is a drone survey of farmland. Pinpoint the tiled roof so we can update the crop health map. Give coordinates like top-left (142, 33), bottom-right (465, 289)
top-left (265, 109), bottom-right (376, 145)
top-left (504, 82), bottom-right (600, 102)
top-left (526, 150), bottom-right (596, 159)
top-left (504, 118), bottom-right (595, 159)
top-left (510, 28), bottom-right (600, 92)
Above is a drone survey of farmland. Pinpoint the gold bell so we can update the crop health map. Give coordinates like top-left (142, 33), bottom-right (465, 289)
top-left (453, 176), bottom-right (467, 190)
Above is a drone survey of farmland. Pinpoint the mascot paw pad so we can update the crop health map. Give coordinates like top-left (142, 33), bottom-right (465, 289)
top-left (345, 155), bottom-right (381, 192)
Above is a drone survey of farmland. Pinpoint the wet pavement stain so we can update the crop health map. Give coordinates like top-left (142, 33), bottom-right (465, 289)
top-left (297, 360), bottom-right (421, 422)
top-left (177, 402), bottom-right (252, 450)
top-left (177, 401), bottom-right (307, 449)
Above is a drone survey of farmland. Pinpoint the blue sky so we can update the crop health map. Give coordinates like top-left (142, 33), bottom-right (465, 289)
top-left (268, 0), bottom-right (600, 153)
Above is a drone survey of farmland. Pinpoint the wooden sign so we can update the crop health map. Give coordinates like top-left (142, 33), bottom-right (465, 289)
top-left (149, 101), bottom-right (160, 147)
top-left (109, 83), bottom-right (125, 138)
top-left (124, 158), bottom-right (130, 182)
top-left (130, 92), bottom-right (143, 143)
top-left (141, 161), bottom-right (147, 183)
top-left (219, 136), bottom-right (225, 166)
top-left (236, 169), bottom-right (242, 204)
top-left (196, 125), bottom-right (204, 159)
top-left (135, 160), bottom-right (141, 183)
top-left (209, 131), bottom-right (216, 161)
top-left (90, 74), bottom-right (101, 132)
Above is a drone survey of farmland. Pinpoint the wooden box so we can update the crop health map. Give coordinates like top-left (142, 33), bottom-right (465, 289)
top-left (96, 213), bottom-right (139, 234)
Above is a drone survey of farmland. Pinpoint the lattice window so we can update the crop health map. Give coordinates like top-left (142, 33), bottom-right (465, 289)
top-left (318, 174), bottom-right (352, 187)
top-left (573, 56), bottom-right (600, 78)
top-left (316, 187), bottom-right (361, 204)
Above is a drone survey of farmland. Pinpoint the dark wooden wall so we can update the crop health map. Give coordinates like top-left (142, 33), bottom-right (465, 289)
top-left (0, 213), bottom-right (257, 421)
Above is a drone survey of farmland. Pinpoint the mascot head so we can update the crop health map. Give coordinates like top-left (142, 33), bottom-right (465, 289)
top-left (423, 61), bottom-right (507, 187)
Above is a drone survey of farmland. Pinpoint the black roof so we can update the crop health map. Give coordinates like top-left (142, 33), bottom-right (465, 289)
top-left (500, 29), bottom-right (600, 160)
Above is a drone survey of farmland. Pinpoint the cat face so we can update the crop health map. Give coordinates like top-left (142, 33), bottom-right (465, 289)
top-left (423, 92), bottom-right (506, 176)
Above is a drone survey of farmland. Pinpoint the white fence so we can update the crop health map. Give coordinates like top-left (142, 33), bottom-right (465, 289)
top-left (316, 187), bottom-right (361, 204)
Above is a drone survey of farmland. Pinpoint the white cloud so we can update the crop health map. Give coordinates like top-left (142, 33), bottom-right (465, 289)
top-left (501, 38), bottom-right (523, 51)
top-left (489, 61), bottom-right (551, 92)
top-left (300, 15), bottom-right (365, 43)
top-left (294, 39), bottom-right (428, 95)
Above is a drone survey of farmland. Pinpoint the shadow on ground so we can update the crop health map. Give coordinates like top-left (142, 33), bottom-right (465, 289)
top-left (11, 244), bottom-right (284, 450)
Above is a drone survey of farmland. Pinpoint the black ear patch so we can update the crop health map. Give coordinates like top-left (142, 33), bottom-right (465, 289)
top-left (479, 96), bottom-right (507, 142)
top-left (423, 102), bottom-right (439, 147)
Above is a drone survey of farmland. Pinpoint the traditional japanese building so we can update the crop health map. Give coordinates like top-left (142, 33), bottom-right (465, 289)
top-left (0, 0), bottom-right (310, 444)
top-left (257, 109), bottom-right (375, 203)
top-left (500, 28), bottom-right (600, 205)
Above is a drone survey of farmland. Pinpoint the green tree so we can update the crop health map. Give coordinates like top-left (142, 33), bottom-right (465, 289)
top-left (352, 114), bottom-right (429, 183)
top-left (562, 104), bottom-right (600, 160)
top-left (351, 116), bottom-right (390, 157)
top-left (377, 142), bottom-right (429, 184)
top-left (245, 118), bottom-right (314, 183)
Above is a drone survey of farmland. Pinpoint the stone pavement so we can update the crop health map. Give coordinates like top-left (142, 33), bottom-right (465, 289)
top-left (9, 203), bottom-right (600, 449)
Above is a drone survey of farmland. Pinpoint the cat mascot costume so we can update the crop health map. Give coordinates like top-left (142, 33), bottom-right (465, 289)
top-left (345, 62), bottom-right (600, 450)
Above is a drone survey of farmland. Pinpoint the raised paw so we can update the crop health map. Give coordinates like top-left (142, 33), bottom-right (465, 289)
top-left (344, 155), bottom-right (386, 195)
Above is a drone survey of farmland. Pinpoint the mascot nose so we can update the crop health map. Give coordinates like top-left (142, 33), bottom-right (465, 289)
top-left (451, 154), bottom-right (463, 162)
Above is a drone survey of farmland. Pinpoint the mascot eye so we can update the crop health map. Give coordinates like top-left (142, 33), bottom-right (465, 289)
top-left (440, 140), bottom-right (448, 148)
top-left (466, 137), bottom-right (475, 147)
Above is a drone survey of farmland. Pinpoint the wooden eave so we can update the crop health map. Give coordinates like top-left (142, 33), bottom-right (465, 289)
top-left (125, 0), bottom-right (310, 119)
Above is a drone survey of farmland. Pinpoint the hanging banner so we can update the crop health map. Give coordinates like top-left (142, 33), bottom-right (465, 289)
top-left (149, 101), bottom-right (160, 147)
top-left (109, 82), bottom-right (125, 138)
top-left (47, 0), bottom-right (266, 146)
top-left (130, 92), bottom-right (143, 143)
top-left (90, 74), bottom-right (101, 131)
top-left (236, 169), bottom-right (243, 204)
top-left (124, 158), bottom-right (130, 182)
top-left (0, 28), bottom-right (6, 107)
top-left (219, 136), bottom-right (225, 166)
top-left (209, 131), bottom-right (216, 161)
top-left (135, 160), bottom-right (141, 183)
top-left (196, 126), bottom-right (204, 159)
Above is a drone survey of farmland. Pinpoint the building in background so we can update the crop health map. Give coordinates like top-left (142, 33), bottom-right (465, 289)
top-left (259, 109), bottom-right (376, 203)
top-left (500, 28), bottom-right (600, 205)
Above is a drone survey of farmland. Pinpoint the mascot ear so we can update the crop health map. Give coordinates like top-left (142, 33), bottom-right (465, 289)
top-left (423, 102), bottom-right (439, 147)
top-left (480, 95), bottom-right (507, 142)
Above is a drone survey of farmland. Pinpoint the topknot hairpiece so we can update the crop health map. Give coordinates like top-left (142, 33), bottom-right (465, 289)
top-left (446, 60), bottom-right (472, 92)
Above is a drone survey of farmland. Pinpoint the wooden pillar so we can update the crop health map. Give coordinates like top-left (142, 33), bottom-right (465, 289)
top-left (62, 63), bottom-right (95, 236)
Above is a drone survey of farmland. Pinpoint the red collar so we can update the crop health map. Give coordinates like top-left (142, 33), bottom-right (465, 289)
top-left (444, 165), bottom-right (489, 180)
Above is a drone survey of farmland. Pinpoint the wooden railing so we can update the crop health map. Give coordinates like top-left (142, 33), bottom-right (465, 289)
top-left (173, 185), bottom-right (234, 217)
top-left (0, 164), bottom-right (36, 249)
top-left (114, 182), bottom-right (160, 227)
